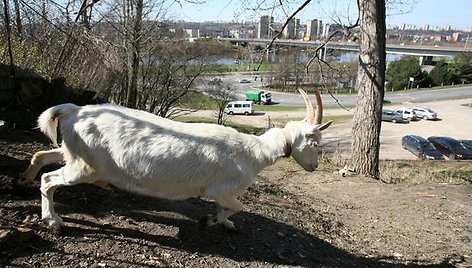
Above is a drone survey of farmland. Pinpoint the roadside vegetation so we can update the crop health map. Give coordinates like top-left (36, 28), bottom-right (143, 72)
top-left (321, 154), bottom-right (472, 185)
top-left (380, 160), bottom-right (472, 184)
top-left (386, 52), bottom-right (472, 91)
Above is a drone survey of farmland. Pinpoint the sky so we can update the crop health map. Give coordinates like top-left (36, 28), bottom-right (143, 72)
top-left (169, 0), bottom-right (471, 30)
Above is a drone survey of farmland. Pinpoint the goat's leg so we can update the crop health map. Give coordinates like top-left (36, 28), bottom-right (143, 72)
top-left (204, 196), bottom-right (244, 230)
top-left (40, 167), bottom-right (66, 231)
top-left (40, 164), bottom-right (95, 232)
top-left (19, 148), bottom-right (63, 186)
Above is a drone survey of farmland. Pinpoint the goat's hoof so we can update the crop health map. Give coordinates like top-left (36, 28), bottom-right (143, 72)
top-left (43, 217), bottom-right (64, 234)
top-left (222, 219), bottom-right (236, 231)
top-left (199, 214), bottom-right (216, 230)
top-left (13, 176), bottom-right (29, 188)
top-left (199, 215), bottom-right (209, 229)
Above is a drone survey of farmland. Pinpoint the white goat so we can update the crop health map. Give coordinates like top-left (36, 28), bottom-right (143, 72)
top-left (20, 89), bottom-right (331, 231)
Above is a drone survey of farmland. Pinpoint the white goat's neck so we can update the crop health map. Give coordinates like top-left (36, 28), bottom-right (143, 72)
top-left (255, 127), bottom-right (290, 168)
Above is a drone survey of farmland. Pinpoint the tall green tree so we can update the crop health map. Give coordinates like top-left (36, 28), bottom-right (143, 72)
top-left (429, 60), bottom-right (452, 86)
top-left (386, 55), bottom-right (422, 91)
top-left (450, 52), bottom-right (472, 83)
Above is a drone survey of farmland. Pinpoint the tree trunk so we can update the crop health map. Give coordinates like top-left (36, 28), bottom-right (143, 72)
top-left (350, 0), bottom-right (386, 179)
top-left (12, 0), bottom-right (22, 38)
top-left (125, 0), bottom-right (143, 108)
top-left (2, 0), bottom-right (15, 78)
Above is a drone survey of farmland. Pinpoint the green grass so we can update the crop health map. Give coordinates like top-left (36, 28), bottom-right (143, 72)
top-left (174, 116), bottom-right (217, 124)
top-left (254, 104), bottom-right (304, 112)
top-left (179, 91), bottom-right (217, 110)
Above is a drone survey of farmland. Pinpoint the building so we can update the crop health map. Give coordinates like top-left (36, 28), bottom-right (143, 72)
top-left (306, 19), bottom-right (323, 40)
top-left (258, 15), bottom-right (274, 39)
top-left (282, 18), bottom-right (300, 39)
top-left (442, 25), bottom-right (452, 31)
top-left (183, 28), bottom-right (199, 38)
top-left (449, 32), bottom-right (462, 42)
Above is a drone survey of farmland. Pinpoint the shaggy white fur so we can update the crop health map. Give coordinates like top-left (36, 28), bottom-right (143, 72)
top-left (21, 90), bottom-right (331, 231)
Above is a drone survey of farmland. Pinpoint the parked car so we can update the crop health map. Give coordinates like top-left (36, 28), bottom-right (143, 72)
top-left (381, 109), bottom-right (410, 123)
top-left (239, 78), bottom-right (251, 83)
top-left (395, 108), bottom-right (417, 121)
top-left (427, 136), bottom-right (472, 160)
top-left (459, 140), bottom-right (472, 150)
top-left (411, 107), bottom-right (437, 120)
top-left (401, 135), bottom-right (444, 160)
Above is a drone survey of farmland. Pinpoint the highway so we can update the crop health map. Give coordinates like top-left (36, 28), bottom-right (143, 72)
top-left (216, 73), bottom-right (472, 107)
top-left (218, 37), bottom-right (471, 58)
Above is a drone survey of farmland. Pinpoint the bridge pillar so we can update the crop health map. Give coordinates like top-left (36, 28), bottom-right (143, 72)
top-left (265, 48), bottom-right (277, 62)
top-left (419, 56), bottom-right (434, 65)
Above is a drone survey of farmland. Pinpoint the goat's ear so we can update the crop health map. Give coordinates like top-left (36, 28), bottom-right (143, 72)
top-left (317, 120), bottom-right (332, 131)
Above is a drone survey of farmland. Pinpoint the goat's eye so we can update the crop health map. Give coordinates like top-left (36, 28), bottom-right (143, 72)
top-left (309, 140), bottom-right (319, 147)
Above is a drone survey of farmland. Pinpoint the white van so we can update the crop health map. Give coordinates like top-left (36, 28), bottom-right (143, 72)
top-left (224, 101), bottom-right (254, 115)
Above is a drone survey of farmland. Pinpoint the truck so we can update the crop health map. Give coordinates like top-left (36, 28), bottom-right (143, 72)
top-left (245, 90), bottom-right (272, 104)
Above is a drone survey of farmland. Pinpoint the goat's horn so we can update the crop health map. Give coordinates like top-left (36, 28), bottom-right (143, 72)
top-left (299, 89), bottom-right (315, 124)
top-left (314, 90), bottom-right (323, 125)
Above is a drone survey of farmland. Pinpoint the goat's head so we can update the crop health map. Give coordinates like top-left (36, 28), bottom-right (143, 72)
top-left (284, 89), bottom-right (332, 172)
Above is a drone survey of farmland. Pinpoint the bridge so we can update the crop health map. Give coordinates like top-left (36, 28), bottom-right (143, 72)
top-left (217, 37), bottom-right (471, 60)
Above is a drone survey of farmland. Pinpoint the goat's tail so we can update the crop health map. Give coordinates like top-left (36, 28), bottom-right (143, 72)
top-left (38, 103), bottom-right (80, 146)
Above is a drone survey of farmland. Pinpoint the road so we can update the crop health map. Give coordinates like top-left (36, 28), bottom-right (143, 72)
top-left (215, 73), bottom-right (472, 107)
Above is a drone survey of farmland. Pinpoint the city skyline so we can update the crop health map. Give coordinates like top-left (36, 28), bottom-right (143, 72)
top-left (169, 0), bottom-right (471, 31)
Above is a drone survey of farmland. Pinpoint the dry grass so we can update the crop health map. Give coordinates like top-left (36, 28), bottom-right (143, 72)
top-left (380, 160), bottom-right (472, 184)
top-left (320, 153), bottom-right (472, 185)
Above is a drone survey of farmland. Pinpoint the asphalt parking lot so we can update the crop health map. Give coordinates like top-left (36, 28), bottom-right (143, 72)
top-left (323, 98), bottom-right (472, 159)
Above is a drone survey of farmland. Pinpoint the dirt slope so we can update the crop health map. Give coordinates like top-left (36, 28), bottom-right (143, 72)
top-left (1, 130), bottom-right (471, 267)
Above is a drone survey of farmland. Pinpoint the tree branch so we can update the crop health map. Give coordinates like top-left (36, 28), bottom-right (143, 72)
top-left (254, 0), bottom-right (312, 71)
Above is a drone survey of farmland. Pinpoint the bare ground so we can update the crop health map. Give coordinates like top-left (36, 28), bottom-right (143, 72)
top-left (1, 98), bottom-right (471, 267)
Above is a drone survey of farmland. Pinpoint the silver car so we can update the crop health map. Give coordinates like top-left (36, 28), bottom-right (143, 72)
top-left (411, 107), bottom-right (437, 120)
top-left (382, 109), bottom-right (410, 123)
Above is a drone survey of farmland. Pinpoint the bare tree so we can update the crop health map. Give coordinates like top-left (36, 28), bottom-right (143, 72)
top-left (125, 0), bottom-right (143, 108)
top-left (2, 0), bottom-right (16, 78)
top-left (350, 0), bottom-right (386, 179)
top-left (209, 83), bottom-right (236, 125)
top-left (12, 0), bottom-right (22, 37)
top-left (248, 0), bottom-right (385, 178)
top-left (137, 39), bottom-right (219, 118)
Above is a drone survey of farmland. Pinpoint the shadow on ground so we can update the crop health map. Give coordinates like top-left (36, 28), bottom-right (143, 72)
top-left (2, 181), bottom-right (457, 267)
